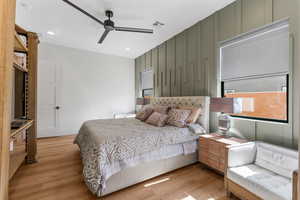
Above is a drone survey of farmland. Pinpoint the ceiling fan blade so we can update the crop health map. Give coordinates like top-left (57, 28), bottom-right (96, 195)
top-left (115, 27), bottom-right (153, 34)
top-left (98, 29), bottom-right (110, 44)
top-left (62, 0), bottom-right (104, 26)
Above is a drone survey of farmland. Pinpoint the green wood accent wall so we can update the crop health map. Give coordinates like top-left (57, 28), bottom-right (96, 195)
top-left (140, 54), bottom-right (146, 72)
top-left (218, 0), bottom-right (242, 42)
top-left (158, 43), bottom-right (166, 97)
top-left (134, 0), bottom-right (299, 149)
top-left (166, 38), bottom-right (176, 96)
top-left (145, 51), bottom-right (151, 71)
top-left (175, 31), bottom-right (186, 96)
top-left (135, 57), bottom-right (142, 98)
top-left (241, 0), bottom-right (273, 33)
top-left (152, 47), bottom-right (159, 97)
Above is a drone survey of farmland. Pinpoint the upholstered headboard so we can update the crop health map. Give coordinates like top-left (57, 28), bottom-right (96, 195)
top-left (150, 96), bottom-right (210, 132)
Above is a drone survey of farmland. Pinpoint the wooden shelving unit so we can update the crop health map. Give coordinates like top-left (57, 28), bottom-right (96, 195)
top-left (14, 32), bottom-right (28, 53)
top-left (9, 151), bottom-right (27, 179)
top-left (13, 61), bottom-right (28, 72)
top-left (9, 25), bottom-right (39, 180)
top-left (11, 120), bottom-right (33, 137)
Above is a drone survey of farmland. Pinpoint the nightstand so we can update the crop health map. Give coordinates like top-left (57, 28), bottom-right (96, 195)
top-left (198, 133), bottom-right (247, 173)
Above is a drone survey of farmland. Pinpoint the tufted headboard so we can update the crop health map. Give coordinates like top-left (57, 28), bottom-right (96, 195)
top-left (150, 96), bottom-right (210, 132)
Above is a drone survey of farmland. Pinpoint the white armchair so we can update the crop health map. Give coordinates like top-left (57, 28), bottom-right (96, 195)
top-left (225, 142), bottom-right (298, 200)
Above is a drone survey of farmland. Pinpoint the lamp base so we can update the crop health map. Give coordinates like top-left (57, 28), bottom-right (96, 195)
top-left (218, 114), bottom-right (231, 136)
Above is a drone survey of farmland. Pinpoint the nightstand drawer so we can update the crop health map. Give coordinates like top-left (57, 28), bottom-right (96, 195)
top-left (208, 140), bottom-right (220, 155)
top-left (208, 152), bottom-right (219, 161)
top-left (208, 158), bottom-right (219, 170)
top-left (220, 145), bottom-right (226, 160)
top-left (219, 162), bottom-right (225, 172)
top-left (199, 138), bottom-right (209, 150)
top-left (199, 150), bottom-right (209, 164)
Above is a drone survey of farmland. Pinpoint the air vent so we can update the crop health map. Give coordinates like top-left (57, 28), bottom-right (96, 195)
top-left (153, 21), bottom-right (165, 27)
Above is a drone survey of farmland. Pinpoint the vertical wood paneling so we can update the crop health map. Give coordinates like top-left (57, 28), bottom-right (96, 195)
top-left (242, 0), bottom-right (273, 33)
top-left (134, 0), bottom-right (298, 148)
top-left (145, 51), bottom-right (151, 71)
top-left (200, 16), bottom-right (215, 96)
top-left (273, 0), bottom-right (294, 21)
top-left (184, 26), bottom-right (198, 96)
top-left (167, 38), bottom-right (175, 96)
top-left (175, 32), bottom-right (186, 96)
top-left (135, 57), bottom-right (142, 98)
top-left (194, 22), bottom-right (202, 96)
top-left (151, 47), bottom-right (159, 97)
top-left (140, 54), bottom-right (146, 72)
top-left (158, 43), bottom-right (166, 97)
top-left (218, 0), bottom-right (242, 41)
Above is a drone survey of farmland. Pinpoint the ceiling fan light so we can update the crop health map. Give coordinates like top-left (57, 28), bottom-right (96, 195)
top-left (47, 31), bottom-right (55, 36)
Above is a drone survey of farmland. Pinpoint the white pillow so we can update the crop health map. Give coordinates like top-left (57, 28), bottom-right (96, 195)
top-left (187, 123), bottom-right (206, 135)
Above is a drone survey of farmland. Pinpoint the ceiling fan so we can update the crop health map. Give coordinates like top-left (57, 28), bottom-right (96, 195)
top-left (62, 0), bottom-right (154, 44)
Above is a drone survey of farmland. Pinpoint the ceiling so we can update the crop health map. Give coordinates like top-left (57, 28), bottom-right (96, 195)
top-left (16, 0), bottom-right (235, 58)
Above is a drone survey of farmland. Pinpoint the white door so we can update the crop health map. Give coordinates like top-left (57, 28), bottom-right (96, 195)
top-left (37, 61), bottom-right (61, 138)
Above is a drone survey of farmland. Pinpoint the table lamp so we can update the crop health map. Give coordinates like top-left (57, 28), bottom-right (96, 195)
top-left (210, 97), bottom-right (243, 135)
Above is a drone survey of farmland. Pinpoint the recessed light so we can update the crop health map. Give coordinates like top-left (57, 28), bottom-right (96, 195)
top-left (125, 48), bottom-right (130, 51)
top-left (47, 31), bottom-right (55, 36)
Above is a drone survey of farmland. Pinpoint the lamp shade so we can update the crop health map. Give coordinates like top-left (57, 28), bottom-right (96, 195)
top-left (210, 98), bottom-right (242, 114)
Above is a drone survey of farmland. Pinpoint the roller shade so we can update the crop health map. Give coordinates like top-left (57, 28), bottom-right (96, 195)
top-left (220, 19), bottom-right (289, 81)
top-left (141, 70), bottom-right (153, 89)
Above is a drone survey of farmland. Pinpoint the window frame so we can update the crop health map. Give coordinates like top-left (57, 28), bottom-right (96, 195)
top-left (221, 74), bottom-right (289, 124)
top-left (142, 88), bottom-right (154, 98)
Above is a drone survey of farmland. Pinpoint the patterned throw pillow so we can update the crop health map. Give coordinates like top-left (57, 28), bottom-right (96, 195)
top-left (146, 112), bottom-right (169, 127)
top-left (135, 108), bottom-right (154, 121)
top-left (167, 109), bottom-right (192, 128)
top-left (153, 105), bottom-right (170, 115)
top-left (177, 106), bottom-right (202, 124)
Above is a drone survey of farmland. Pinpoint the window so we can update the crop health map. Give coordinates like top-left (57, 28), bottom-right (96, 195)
top-left (220, 19), bottom-right (290, 123)
top-left (141, 70), bottom-right (153, 90)
top-left (142, 89), bottom-right (153, 97)
top-left (222, 75), bottom-right (288, 122)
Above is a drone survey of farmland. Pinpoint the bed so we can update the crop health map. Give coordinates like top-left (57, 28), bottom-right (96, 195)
top-left (74, 96), bottom-right (210, 197)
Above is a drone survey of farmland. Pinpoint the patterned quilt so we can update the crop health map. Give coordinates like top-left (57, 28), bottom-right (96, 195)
top-left (74, 118), bottom-right (198, 196)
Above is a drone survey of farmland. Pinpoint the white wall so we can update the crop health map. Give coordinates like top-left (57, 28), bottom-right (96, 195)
top-left (37, 43), bottom-right (135, 137)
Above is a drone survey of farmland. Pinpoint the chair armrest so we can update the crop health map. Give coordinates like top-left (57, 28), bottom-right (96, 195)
top-left (293, 170), bottom-right (298, 200)
top-left (226, 142), bottom-right (256, 168)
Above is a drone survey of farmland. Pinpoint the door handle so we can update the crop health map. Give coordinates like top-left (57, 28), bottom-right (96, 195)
top-left (55, 106), bottom-right (60, 110)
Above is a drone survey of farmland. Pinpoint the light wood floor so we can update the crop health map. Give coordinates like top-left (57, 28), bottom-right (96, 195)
top-left (9, 135), bottom-right (235, 200)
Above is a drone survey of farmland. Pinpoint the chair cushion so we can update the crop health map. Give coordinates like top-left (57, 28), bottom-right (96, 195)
top-left (255, 142), bottom-right (298, 179)
top-left (227, 164), bottom-right (292, 200)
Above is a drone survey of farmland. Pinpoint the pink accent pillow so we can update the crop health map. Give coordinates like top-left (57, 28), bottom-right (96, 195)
top-left (146, 112), bottom-right (169, 127)
top-left (177, 106), bottom-right (202, 124)
top-left (167, 109), bottom-right (192, 128)
top-left (153, 105), bottom-right (170, 115)
top-left (135, 108), bottom-right (154, 121)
